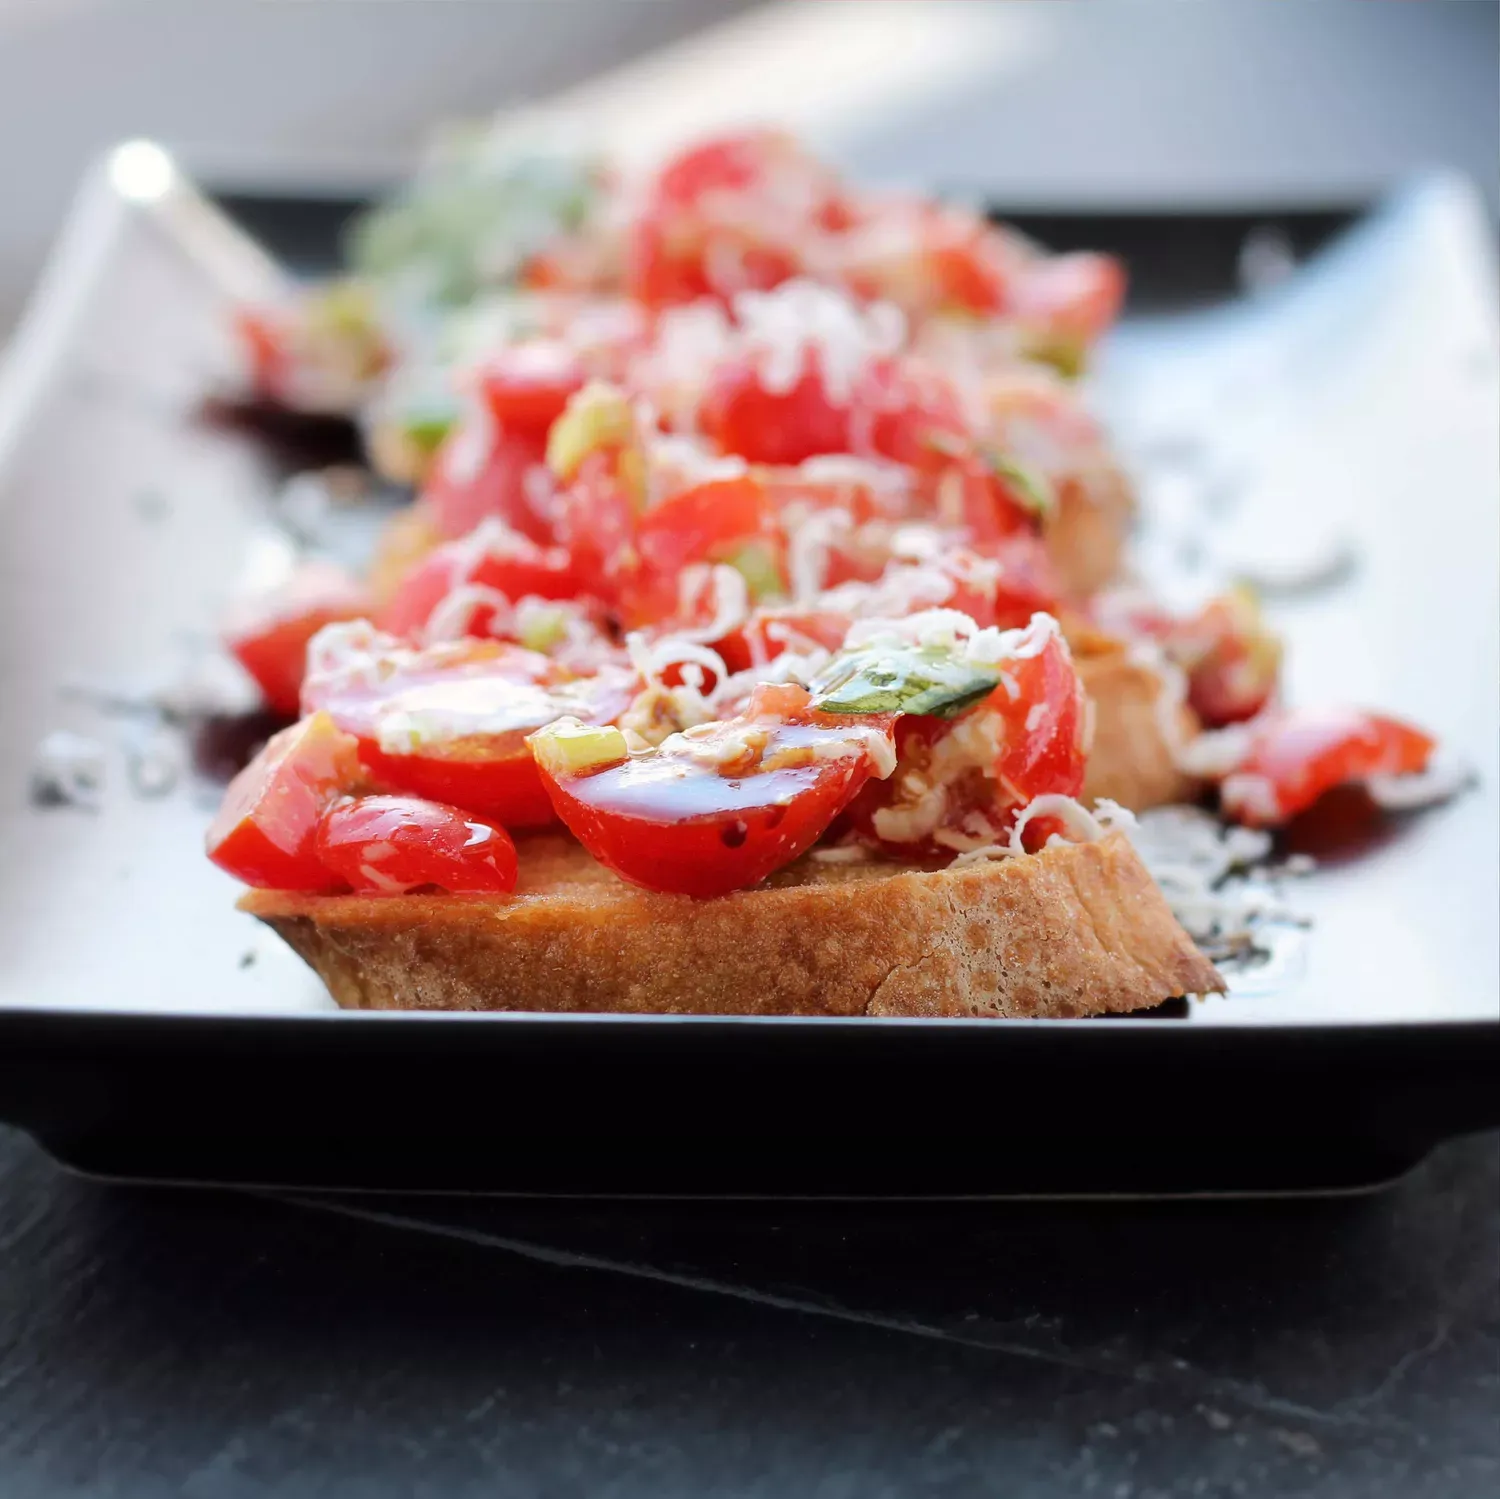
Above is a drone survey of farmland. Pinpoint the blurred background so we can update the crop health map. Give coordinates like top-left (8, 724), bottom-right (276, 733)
top-left (1, 0), bottom-right (1496, 333)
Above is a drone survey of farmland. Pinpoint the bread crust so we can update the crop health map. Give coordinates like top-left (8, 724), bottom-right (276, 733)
top-left (1078, 644), bottom-right (1203, 812)
top-left (244, 831), bottom-right (1222, 1018)
top-left (1046, 461), bottom-right (1134, 598)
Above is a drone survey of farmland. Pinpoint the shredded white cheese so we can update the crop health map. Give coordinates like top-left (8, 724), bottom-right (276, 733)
top-left (732, 279), bottom-right (906, 404)
top-left (1365, 750), bottom-right (1477, 812)
top-left (422, 585), bottom-right (512, 644)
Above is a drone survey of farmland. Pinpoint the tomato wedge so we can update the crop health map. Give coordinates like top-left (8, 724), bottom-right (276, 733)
top-left (532, 686), bottom-right (893, 897)
top-left (206, 711), bottom-right (364, 890)
top-left (224, 561), bottom-right (371, 718)
top-left (316, 795), bottom-right (518, 895)
top-left (1219, 708), bottom-right (1435, 827)
top-left (303, 628), bottom-right (638, 828)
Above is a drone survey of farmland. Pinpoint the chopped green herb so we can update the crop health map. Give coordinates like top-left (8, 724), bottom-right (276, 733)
top-left (812, 644), bottom-right (1000, 719)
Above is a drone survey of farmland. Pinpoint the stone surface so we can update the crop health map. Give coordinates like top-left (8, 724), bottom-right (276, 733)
top-left (0, 1127), bottom-right (1495, 1497)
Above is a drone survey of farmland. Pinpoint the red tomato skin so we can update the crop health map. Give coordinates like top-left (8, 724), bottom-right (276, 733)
top-left (849, 358), bottom-right (970, 470)
top-left (1222, 709), bottom-right (1435, 827)
top-left (225, 566), bottom-right (371, 718)
top-left (421, 422), bottom-right (554, 543)
top-left (552, 449), bottom-right (640, 602)
top-left (947, 538), bottom-right (1060, 631)
top-left (316, 795), bottom-right (518, 894)
top-left (700, 351), bottom-right (852, 466)
top-left (358, 743), bottom-right (558, 829)
top-left (842, 631), bottom-right (1085, 859)
top-left (1014, 252), bottom-right (1127, 348)
top-left (235, 307), bottom-right (287, 401)
top-left (623, 475), bottom-right (778, 624)
top-left (477, 347), bottom-right (586, 435)
top-left (997, 635), bottom-right (1088, 805)
top-left (626, 130), bottom-right (821, 307)
top-left (541, 752), bottom-right (873, 899)
top-left (304, 637), bottom-right (638, 830)
top-left (717, 607), bottom-right (854, 676)
top-left (206, 712), bottom-right (363, 890)
top-left (637, 475), bottom-right (770, 579)
top-left (379, 529), bottom-right (580, 640)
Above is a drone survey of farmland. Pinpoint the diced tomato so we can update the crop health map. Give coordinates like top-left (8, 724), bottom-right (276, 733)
top-left (700, 347), bottom-right (853, 466)
top-left (622, 473), bottom-right (779, 623)
top-left (379, 521), bottom-right (581, 640)
top-left (303, 633), bottom-right (637, 828)
top-left (929, 448), bottom-right (1041, 548)
top-left (225, 562), bottom-right (371, 718)
top-left (848, 356), bottom-right (971, 470)
top-left (536, 702), bottom-right (892, 898)
top-left (1012, 252), bottom-right (1127, 359)
top-left (927, 231), bottom-right (1009, 316)
top-left (315, 795), bottom-right (518, 895)
top-left (761, 469), bottom-right (894, 527)
top-left (477, 342), bottom-right (587, 435)
top-left (206, 711), bottom-right (363, 890)
top-left (421, 417), bottom-right (555, 543)
top-left (996, 631), bottom-right (1089, 808)
top-left (235, 306), bottom-right (287, 402)
top-left (1169, 589), bottom-right (1283, 729)
top-left (845, 625), bottom-right (1086, 858)
top-left (1220, 708), bottom-right (1435, 828)
top-left (637, 474), bottom-right (771, 580)
top-left (937, 540), bottom-right (1061, 631)
top-left (718, 606), bottom-right (854, 675)
top-left (626, 130), bottom-right (831, 308)
top-left (552, 448), bottom-right (642, 604)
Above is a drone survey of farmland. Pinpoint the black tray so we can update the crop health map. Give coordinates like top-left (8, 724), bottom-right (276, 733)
top-left (0, 152), bottom-right (1495, 1194)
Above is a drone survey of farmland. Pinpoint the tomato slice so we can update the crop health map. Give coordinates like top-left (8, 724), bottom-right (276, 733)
top-left (700, 348), bottom-right (853, 466)
top-left (224, 562), bottom-right (371, 718)
top-left (206, 711), bottom-right (364, 890)
top-left (316, 795), bottom-right (518, 895)
top-left (534, 689), bottom-right (893, 897)
top-left (477, 342), bottom-right (587, 435)
top-left (379, 520), bottom-right (582, 639)
top-left (1219, 708), bottom-right (1435, 827)
top-left (303, 630), bottom-right (638, 828)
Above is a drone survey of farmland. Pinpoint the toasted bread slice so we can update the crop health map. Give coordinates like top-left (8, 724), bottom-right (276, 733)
top-left (1078, 644), bottom-right (1203, 812)
top-left (244, 831), bottom-right (1222, 1018)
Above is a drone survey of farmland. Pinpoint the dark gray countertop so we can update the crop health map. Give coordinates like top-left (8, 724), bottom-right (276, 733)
top-left (1, 1127), bottom-right (1496, 1497)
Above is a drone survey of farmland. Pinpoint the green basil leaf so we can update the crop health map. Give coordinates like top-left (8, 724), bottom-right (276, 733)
top-left (812, 645), bottom-right (1001, 720)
